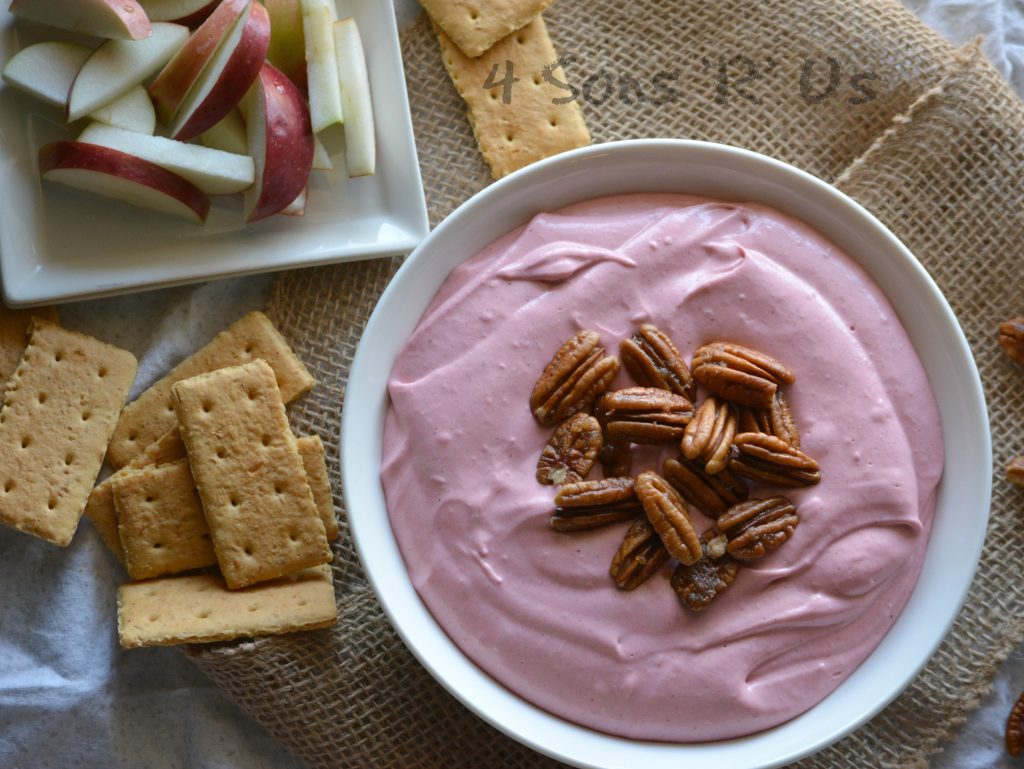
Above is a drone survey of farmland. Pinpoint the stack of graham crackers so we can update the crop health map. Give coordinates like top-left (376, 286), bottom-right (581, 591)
top-left (422, 0), bottom-right (590, 178)
top-left (0, 309), bottom-right (338, 649)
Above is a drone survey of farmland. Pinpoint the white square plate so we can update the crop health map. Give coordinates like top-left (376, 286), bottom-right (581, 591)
top-left (0, 0), bottom-right (428, 306)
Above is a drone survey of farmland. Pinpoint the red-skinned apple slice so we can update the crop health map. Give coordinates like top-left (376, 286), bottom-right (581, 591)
top-left (169, 0), bottom-right (270, 141)
top-left (9, 0), bottom-right (152, 40)
top-left (39, 141), bottom-right (210, 223)
top-left (243, 63), bottom-right (313, 222)
top-left (67, 22), bottom-right (189, 122)
top-left (148, 0), bottom-right (249, 125)
top-left (266, 0), bottom-right (306, 92)
top-left (138, 0), bottom-right (219, 27)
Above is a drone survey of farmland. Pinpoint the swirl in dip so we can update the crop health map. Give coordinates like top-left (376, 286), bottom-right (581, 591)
top-left (381, 194), bottom-right (944, 741)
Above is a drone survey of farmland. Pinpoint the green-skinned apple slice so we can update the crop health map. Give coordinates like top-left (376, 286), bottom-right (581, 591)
top-left (67, 22), bottom-right (188, 122)
top-left (243, 63), bottom-right (314, 222)
top-left (333, 17), bottom-right (374, 177)
top-left (9, 0), bottom-right (152, 40)
top-left (39, 141), bottom-right (210, 223)
top-left (300, 0), bottom-right (343, 132)
top-left (266, 0), bottom-right (306, 92)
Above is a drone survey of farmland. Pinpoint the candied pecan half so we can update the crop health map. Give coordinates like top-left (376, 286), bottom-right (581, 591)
top-left (998, 317), bottom-right (1024, 366)
top-left (729, 432), bottom-right (821, 487)
top-left (1008, 689), bottom-right (1024, 756)
top-left (691, 342), bottom-right (795, 408)
top-left (550, 477), bottom-right (642, 532)
top-left (717, 496), bottom-right (799, 561)
top-left (635, 471), bottom-right (702, 566)
top-left (737, 391), bottom-right (800, 449)
top-left (602, 387), bottom-right (694, 444)
top-left (663, 456), bottom-right (748, 518)
top-left (593, 393), bottom-right (633, 478)
top-left (671, 532), bottom-right (740, 611)
top-left (680, 396), bottom-right (737, 474)
top-left (1008, 456), bottom-right (1024, 488)
top-left (530, 330), bottom-right (620, 427)
top-left (536, 413), bottom-right (603, 486)
top-left (609, 518), bottom-right (669, 590)
top-left (620, 323), bottom-right (695, 400)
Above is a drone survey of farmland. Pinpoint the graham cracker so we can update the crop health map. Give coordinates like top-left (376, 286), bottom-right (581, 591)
top-left (112, 459), bottom-right (216, 580)
top-left (0, 319), bottom-right (136, 546)
top-left (0, 306), bottom-right (58, 383)
top-left (171, 360), bottom-right (331, 589)
top-left (435, 16), bottom-right (590, 178)
top-left (108, 311), bottom-right (315, 469)
top-left (84, 427), bottom-right (187, 562)
top-left (420, 0), bottom-right (552, 58)
top-left (296, 434), bottom-right (338, 541)
top-left (117, 564), bottom-right (336, 648)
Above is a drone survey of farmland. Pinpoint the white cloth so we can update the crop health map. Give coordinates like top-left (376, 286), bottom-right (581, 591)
top-left (0, 2), bottom-right (1021, 768)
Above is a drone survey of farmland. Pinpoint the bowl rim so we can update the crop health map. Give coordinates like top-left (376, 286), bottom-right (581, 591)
top-left (341, 138), bottom-right (992, 769)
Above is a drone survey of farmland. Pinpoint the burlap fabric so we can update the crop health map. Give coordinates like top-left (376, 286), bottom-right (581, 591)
top-left (186, 1), bottom-right (1024, 766)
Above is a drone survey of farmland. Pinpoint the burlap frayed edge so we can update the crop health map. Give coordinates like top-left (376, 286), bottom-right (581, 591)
top-left (835, 38), bottom-right (984, 188)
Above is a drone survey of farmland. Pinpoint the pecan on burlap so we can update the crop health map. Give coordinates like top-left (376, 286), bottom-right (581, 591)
top-left (998, 317), bottom-right (1024, 366)
top-left (549, 477), bottom-right (642, 532)
top-left (620, 323), bottom-right (695, 400)
top-left (680, 396), bottom-right (737, 474)
top-left (717, 496), bottom-right (800, 561)
top-left (729, 432), bottom-right (821, 487)
top-left (737, 391), bottom-right (801, 449)
top-left (635, 471), bottom-right (702, 566)
top-left (671, 531), bottom-right (740, 611)
top-left (691, 341), bottom-right (795, 408)
top-left (536, 413), bottom-right (603, 485)
top-left (663, 456), bottom-right (748, 518)
top-left (1008, 456), bottom-right (1024, 488)
top-left (609, 518), bottom-right (669, 590)
top-left (601, 387), bottom-right (694, 444)
top-left (530, 330), bottom-right (620, 426)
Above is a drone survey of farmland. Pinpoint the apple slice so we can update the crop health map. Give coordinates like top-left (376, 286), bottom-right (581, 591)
top-left (280, 186), bottom-right (307, 216)
top-left (169, 0), bottom-right (270, 140)
top-left (266, 0), bottom-right (306, 92)
top-left (138, 0), bottom-right (219, 26)
top-left (1, 42), bottom-right (91, 108)
top-left (312, 135), bottom-right (332, 171)
top-left (300, 0), bottom-right (343, 133)
top-left (333, 18), bottom-right (374, 177)
top-left (243, 63), bottom-right (313, 222)
top-left (198, 108), bottom-right (248, 154)
top-left (67, 22), bottom-right (189, 122)
top-left (89, 86), bottom-right (156, 133)
top-left (79, 122), bottom-right (254, 194)
top-left (9, 0), bottom-right (152, 40)
top-left (148, 0), bottom-right (249, 125)
top-left (39, 141), bottom-right (210, 223)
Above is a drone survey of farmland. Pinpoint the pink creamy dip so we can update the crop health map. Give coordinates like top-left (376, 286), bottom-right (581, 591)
top-left (381, 194), bottom-right (944, 741)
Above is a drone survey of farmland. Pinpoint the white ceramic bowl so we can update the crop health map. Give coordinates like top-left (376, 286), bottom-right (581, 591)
top-left (342, 140), bottom-right (991, 769)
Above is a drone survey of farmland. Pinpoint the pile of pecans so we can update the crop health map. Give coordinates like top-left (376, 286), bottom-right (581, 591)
top-left (531, 324), bottom-right (821, 612)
